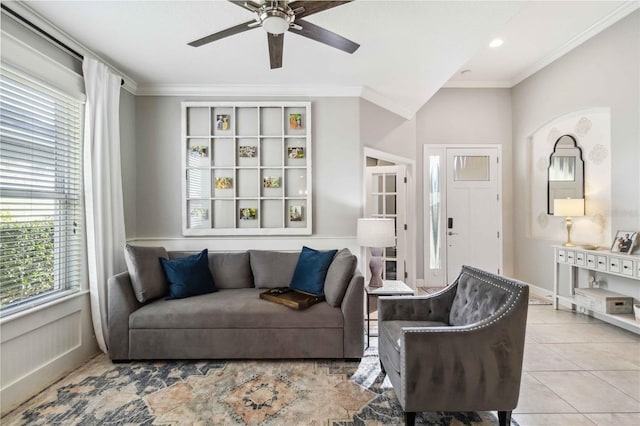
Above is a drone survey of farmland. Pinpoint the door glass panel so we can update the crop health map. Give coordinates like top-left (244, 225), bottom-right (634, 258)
top-left (385, 174), bottom-right (396, 192)
top-left (453, 156), bottom-right (489, 181)
top-left (373, 174), bottom-right (383, 192)
top-left (385, 195), bottom-right (396, 214)
top-left (429, 155), bottom-right (441, 269)
top-left (385, 261), bottom-right (397, 280)
top-left (385, 246), bottom-right (397, 258)
top-left (376, 195), bottom-right (385, 214)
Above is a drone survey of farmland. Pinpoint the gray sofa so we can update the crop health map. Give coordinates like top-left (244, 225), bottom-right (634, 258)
top-left (107, 248), bottom-right (364, 361)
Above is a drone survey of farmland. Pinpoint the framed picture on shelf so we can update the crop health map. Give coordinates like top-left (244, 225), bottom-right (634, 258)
top-left (289, 113), bottom-right (302, 129)
top-left (240, 207), bottom-right (257, 220)
top-left (190, 145), bottom-right (208, 157)
top-left (287, 147), bottom-right (304, 159)
top-left (215, 177), bottom-right (233, 189)
top-left (610, 231), bottom-right (637, 254)
top-left (190, 207), bottom-right (208, 219)
top-left (289, 205), bottom-right (303, 222)
top-left (216, 114), bottom-right (230, 131)
top-left (263, 177), bottom-right (281, 188)
top-left (239, 146), bottom-right (257, 158)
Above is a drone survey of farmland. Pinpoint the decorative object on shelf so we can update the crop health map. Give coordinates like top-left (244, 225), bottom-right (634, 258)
top-left (239, 146), bottom-right (257, 158)
top-left (289, 113), bottom-right (302, 129)
top-left (190, 145), bottom-right (208, 157)
top-left (216, 114), bottom-right (230, 130)
top-left (289, 205), bottom-right (303, 222)
top-left (582, 244), bottom-right (599, 250)
top-left (634, 304), bottom-right (640, 322)
top-left (240, 208), bottom-right (257, 220)
top-left (357, 218), bottom-right (396, 288)
top-left (215, 177), bottom-right (233, 189)
top-left (288, 146), bottom-right (304, 158)
top-left (553, 198), bottom-right (584, 247)
top-left (263, 177), bottom-right (281, 188)
top-left (190, 208), bottom-right (208, 219)
top-left (611, 230), bottom-right (637, 254)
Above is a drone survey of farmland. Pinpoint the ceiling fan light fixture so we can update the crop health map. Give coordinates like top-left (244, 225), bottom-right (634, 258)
top-left (260, 9), bottom-right (291, 34)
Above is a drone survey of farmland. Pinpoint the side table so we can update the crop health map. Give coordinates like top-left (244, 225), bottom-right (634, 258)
top-left (365, 280), bottom-right (414, 348)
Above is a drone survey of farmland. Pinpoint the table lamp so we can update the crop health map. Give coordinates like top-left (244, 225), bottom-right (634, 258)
top-left (357, 218), bottom-right (395, 287)
top-left (553, 198), bottom-right (584, 247)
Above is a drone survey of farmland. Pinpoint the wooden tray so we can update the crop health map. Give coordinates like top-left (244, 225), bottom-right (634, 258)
top-left (260, 287), bottom-right (324, 310)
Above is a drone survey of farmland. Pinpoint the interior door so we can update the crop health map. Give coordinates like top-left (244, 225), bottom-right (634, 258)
top-left (445, 148), bottom-right (501, 281)
top-left (365, 165), bottom-right (406, 282)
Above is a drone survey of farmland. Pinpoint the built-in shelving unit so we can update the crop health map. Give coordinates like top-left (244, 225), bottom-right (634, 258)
top-left (182, 101), bottom-right (312, 235)
top-left (553, 245), bottom-right (640, 334)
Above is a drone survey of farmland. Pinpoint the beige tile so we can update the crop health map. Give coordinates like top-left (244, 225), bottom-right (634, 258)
top-left (530, 371), bottom-right (639, 412)
top-left (545, 343), bottom-right (640, 370)
top-left (584, 413), bottom-right (640, 426)
top-left (514, 373), bottom-right (576, 414)
top-left (526, 306), bottom-right (598, 325)
top-left (512, 413), bottom-right (596, 425)
top-left (590, 370), bottom-right (640, 401)
top-left (523, 344), bottom-right (582, 372)
top-left (526, 323), bottom-right (639, 344)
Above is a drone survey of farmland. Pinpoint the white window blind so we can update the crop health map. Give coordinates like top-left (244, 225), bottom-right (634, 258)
top-left (0, 66), bottom-right (83, 312)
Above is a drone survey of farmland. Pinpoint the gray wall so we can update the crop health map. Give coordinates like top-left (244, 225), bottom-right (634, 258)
top-left (120, 89), bottom-right (137, 238)
top-left (132, 96), bottom-right (360, 248)
top-left (512, 10), bottom-right (640, 292)
top-left (415, 88), bottom-right (514, 279)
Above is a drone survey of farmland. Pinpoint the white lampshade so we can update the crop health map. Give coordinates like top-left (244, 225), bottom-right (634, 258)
top-left (554, 198), bottom-right (585, 217)
top-left (262, 15), bottom-right (289, 34)
top-left (357, 218), bottom-right (395, 248)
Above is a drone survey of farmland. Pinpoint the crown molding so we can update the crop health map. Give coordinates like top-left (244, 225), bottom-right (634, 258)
top-left (135, 83), bottom-right (362, 98)
top-left (359, 86), bottom-right (415, 120)
top-left (510, 0), bottom-right (640, 87)
top-left (442, 80), bottom-right (512, 89)
top-left (4, 1), bottom-right (138, 94)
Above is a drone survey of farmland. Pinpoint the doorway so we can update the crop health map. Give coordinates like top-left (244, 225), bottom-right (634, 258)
top-left (424, 145), bottom-right (502, 286)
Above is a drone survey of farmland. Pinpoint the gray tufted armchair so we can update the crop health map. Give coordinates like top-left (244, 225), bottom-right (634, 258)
top-left (378, 265), bottom-right (529, 426)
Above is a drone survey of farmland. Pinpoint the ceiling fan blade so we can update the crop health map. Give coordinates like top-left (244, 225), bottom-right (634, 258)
top-left (188, 20), bottom-right (257, 47)
top-left (268, 33), bottom-right (284, 69)
top-left (290, 19), bottom-right (359, 54)
top-left (289, 1), bottom-right (353, 19)
top-left (228, 0), bottom-right (261, 13)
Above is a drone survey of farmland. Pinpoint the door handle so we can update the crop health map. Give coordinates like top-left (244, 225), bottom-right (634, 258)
top-left (447, 231), bottom-right (458, 236)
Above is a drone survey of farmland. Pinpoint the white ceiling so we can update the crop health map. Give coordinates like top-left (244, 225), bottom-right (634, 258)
top-left (12, 0), bottom-right (639, 118)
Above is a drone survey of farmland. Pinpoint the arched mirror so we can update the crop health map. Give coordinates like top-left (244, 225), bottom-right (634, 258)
top-left (548, 134), bottom-right (584, 214)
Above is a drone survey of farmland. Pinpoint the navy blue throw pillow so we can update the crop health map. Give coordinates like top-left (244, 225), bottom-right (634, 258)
top-left (289, 246), bottom-right (338, 297)
top-left (160, 249), bottom-right (217, 300)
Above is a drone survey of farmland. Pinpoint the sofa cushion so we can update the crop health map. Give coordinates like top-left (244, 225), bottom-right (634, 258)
top-left (448, 271), bottom-right (510, 326)
top-left (249, 250), bottom-right (300, 288)
top-left (169, 251), bottom-right (253, 289)
top-left (124, 244), bottom-right (169, 303)
top-left (289, 246), bottom-right (337, 296)
top-left (160, 249), bottom-right (218, 300)
top-left (129, 288), bottom-right (343, 329)
top-left (324, 248), bottom-right (357, 307)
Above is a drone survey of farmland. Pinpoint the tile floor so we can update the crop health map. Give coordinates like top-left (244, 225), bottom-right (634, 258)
top-left (514, 304), bottom-right (640, 425)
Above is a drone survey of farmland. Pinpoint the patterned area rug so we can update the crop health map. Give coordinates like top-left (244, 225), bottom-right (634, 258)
top-left (2, 341), bottom-right (506, 425)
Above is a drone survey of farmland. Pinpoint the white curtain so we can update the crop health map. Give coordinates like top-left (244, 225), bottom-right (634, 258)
top-left (83, 57), bottom-right (126, 353)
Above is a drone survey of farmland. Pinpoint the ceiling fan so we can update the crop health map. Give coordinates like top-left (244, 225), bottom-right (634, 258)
top-left (188, 0), bottom-right (360, 69)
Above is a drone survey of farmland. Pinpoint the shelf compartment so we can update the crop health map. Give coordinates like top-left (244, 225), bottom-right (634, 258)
top-left (238, 199), bottom-right (259, 228)
top-left (284, 106), bottom-right (306, 136)
top-left (237, 138), bottom-right (259, 167)
top-left (286, 200), bottom-right (306, 228)
top-left (213, 169), bottom-right (234, 198)
top-left (187, 139), bottom-right (209, 167)
top-left (261, 138), bottom-right (283, 167)
top-left (212, 138), bottom-right (235, 167)
top-left (237, 168), bottom-right (259, 198)
top-left (187, 168), bottom-right (211, 198)
top-left (261, 199), bottom-right (283, 228)
top-left (212, 107), bottom-right (233, 136)
top-left (213, 200), bottom-right (235, 228)
top-left (285, 138), bottom-right (306, 166)
top-left (187, 107), bottom-right (209, 136)
top-left (187, 199), bottom-right (211, 229)
top-left (260, 107), bottom-right (282, 136)
top-left (236, 107), bottom-right (258, 136)
top-left (261, 168), bottom-right (283, 197)
top-left (285, 168), bottom-right (307, 198)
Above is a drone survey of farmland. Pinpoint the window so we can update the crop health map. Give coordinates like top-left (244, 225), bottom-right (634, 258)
top-left (0, 67), bottom-right (83, 313)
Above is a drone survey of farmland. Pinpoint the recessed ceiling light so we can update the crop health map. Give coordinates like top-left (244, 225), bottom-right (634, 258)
top-left (489, 39), bottom-right (504, 48)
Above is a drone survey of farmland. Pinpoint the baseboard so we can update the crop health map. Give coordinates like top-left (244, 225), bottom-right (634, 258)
top-left (527, 283), bottom-right (553, 298)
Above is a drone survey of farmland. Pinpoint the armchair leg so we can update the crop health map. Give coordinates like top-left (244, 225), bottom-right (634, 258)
top-left (404, 411), bottom-right (416, 426)
top-left (498, 410), bottom-right (512, 426)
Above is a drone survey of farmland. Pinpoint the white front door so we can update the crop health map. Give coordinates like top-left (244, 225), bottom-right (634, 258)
top-left (445, 148), bottom-right (501, 281)
top-left (365, 165), bottom-right (407, 282)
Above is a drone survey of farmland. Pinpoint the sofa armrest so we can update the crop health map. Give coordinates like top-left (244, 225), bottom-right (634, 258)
top-left (107, 271), bottom-right (142, 360)
top-left (341, 270), bottom-right (364, 358)
top-left (378, 285), bottom-right (457, 323)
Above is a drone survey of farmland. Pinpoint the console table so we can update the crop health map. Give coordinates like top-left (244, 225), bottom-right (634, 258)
top-left (553, 245), bottom-right (640, 334)
top-left (365, 280), bottom-right (414, 347)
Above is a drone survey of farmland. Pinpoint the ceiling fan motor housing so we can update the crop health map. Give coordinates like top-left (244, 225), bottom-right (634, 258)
top-left (258, 2), bottom-right (295, 34)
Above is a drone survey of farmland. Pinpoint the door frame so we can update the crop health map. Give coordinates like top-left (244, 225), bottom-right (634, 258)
top-left (363, 147), bottom-right (416, 289)
top-left (423, 144), bottom-right (503, 286)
